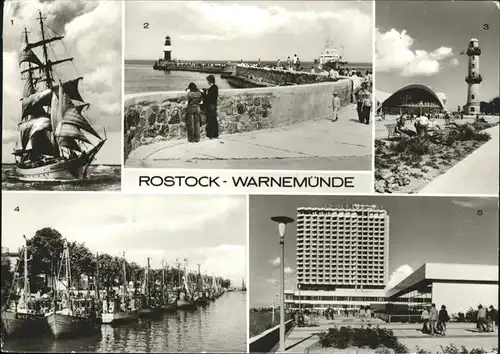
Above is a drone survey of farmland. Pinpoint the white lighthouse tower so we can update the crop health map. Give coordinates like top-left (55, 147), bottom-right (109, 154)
top-left (163, 35), bottom-right (172, 61)
top-left (465, 37), bottom-right (482, 115)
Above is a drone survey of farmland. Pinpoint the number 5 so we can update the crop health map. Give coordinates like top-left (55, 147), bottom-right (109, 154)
top-left (477, 209), bottom-right (483, 216)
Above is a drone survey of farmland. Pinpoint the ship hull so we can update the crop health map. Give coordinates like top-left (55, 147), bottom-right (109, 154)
top-left (195, 297), bottom-right (210, 306)
top-left (13, 140), bottom-right (105, 183)
top-left (102, 310), bottom-right (139, 325)
top-left (160, 302), bottom-right (177, 312)
top-left (177, 299), bottom-right (197, 311)
top-left (1, 311), bottom-right (48, 337)
top-left (46, 313), bottom-right (100, 339)
top-left (138, 308), bottom-right (162, 318)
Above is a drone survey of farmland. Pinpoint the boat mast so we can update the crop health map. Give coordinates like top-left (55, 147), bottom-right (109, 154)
top-left (37, 11), bottom-right (52, 89)
top-left (95, 252), bottom-right (100, 300)
top-left (122, 252), bottom-right (127, 289)
top-left (22, 236), bottom-right (30, 306)
top-left (22, 28), bottom-right (34, 91)
top-left (147, 257), bottom-right (151, 306)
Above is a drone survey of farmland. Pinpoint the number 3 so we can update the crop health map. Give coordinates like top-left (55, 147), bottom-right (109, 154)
top-left (483, 24), bottom-right (489, 31)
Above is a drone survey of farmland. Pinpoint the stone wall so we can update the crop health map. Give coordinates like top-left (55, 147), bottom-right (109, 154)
top-left (124, 79), bottom-right (353, 159)
top-left (235, 66), bottom-right (337, 86)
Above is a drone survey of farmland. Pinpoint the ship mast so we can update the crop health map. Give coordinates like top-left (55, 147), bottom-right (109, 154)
top-left (22, 28), bottom-right (34, 91)
top-left (37, 11), bottom-right (52, 89)
top-left (122, 252), bottom-right (127, 288)
top-left (95, 252), bottom-right (100, 300)
top-left (146, 257), bottom-right (151, 306)
top-left (23, 236), bottom-right (30, 306)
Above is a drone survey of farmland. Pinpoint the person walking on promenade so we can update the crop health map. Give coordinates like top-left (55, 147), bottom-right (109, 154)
top-left (365, 306), bottom-right (372, 321)
top-left (477, 305), bottom-right (487, 332)
top-left (421, 307), bottom-right (430, 334)
top-left (488, 305), bottom-right (497, 331)
top-left (429, 303), bottom-right (439, 335)
top-left (203, 75), bottom-right (219, 139)
top-left (438, 305), bottom-right (450, 336)
top-left (286, 56), bottom-right (291, 70)
top-left (185, 82), bottom-right (203, 143)
top-left (331, 92), bottom-right (341, 122)
top-left (359, 306), bottom-right (366, 322)
top-left (361, 88), bottom-right (372, 125)
top-left (355, 87), bottom-right (365, 122)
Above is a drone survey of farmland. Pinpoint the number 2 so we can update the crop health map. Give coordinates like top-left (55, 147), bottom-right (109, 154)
top-left (143, 22), bottom-right (149, 29)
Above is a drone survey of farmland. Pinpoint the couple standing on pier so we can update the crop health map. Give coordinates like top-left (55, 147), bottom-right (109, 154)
top-left (185, 75), bottom-right (219, 143)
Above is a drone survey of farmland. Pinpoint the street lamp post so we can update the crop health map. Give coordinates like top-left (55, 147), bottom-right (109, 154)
top-left (271, 215), bottom-right (295, 353)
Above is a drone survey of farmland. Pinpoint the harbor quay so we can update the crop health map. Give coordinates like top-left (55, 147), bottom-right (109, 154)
top-left (124, 77), bottom-right (372, 170)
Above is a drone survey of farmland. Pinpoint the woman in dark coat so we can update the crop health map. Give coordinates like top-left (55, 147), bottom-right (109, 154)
top-left (186, 82), bottom-right (202, 142)
top-left (204, 75), bottom-right (219, 139)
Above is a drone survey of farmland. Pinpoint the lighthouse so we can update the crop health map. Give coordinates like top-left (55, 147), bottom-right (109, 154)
top-left (164, 35), bottom-right (172, 61)
top-left (464, 37), bottom-right (482, 115)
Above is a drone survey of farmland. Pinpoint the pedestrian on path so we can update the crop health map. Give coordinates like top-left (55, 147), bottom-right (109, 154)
top-left (203, 75), bottom-right (219, 139)
top-left (185, 82), bottom-right (202, 143)
top-left (421, 307), bottom-right (430, 334)
top-left (429, 303), bottom-right (439, 335)
top-left (478, 305), bottom-right (487, 332)
top-left (488, 305), bottom-right (497, 331)
top-left (438, 305), bottom-right (450, 336)
top-left (365, 306), bottom-right (372, 321)
top-left (361, 90), bottom-right (372, 125)
top-left (331, 92), bottom-right (340, 122)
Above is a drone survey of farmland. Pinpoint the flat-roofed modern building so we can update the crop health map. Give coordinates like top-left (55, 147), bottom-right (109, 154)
top-left (386, 263), bottom-right (498, 315)
top-left (285, 204), bottom-right (390, 310)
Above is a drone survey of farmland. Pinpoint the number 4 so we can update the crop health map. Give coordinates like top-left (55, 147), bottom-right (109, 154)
top-left (14, 206), bottom-right (20, 212)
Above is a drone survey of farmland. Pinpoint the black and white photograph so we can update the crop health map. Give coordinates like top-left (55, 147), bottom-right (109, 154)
top-left (374, 1), bottom-right (500, 195)
top-left (249, 195), bottom-right (498, 353)
top-left (2, 0), bottom-right (122, 191)
top-left (124, 1), bottom-right (373, 170)
top-left (1, 194), bottom-right (247, 352)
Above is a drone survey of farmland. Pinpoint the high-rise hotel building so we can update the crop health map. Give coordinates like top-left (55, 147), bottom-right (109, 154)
top-left (285, 204), bottom-right (389, 310)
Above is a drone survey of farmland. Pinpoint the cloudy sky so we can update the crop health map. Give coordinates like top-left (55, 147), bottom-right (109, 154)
top-left (125, 1), bottom-right (373, 63)
top-left (249, 195), bottom-right (498, 308)
top-left (2, 0), bottom-right (122, 164)
top-left (376, 1), bottom-right (500, 110)
top-left (1, 194), bottom-right (247, 286)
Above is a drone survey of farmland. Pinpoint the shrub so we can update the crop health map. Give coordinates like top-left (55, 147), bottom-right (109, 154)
top-left (416, 346), bottom-right (431, 354)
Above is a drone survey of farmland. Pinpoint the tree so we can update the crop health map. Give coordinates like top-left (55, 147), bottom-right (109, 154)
top-left (68, 241), bottom-right (95, 289)
top-left (27, 228), bottom-right (64, 288)
top-left (96, 253), bottom-right (120, 290)
top-left (221, 278), bottom-right (231, 289)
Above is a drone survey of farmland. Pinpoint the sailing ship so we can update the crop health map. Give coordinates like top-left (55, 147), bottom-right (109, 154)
top-left (241, 277), bottom-right (247, 292)
top-left (1, 236), bottom-right (48, 337)
top-left (138, 258), bottom-right (161, 317)
top-left (13, 11), bottom-right (106, 182)
top-left (101, 253), bottom-right (139, 325)
top-left (45, 241), bottom-right (100, 338)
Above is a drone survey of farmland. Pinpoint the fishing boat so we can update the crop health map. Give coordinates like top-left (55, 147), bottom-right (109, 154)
top-left (194, 265), bottom-right (210, 306)
top-left (138, 257), bottom-right (162, 317)
top-left (13, 11), bottom-right (106, 183)
top-left (159, 262), bottom-right (177, 312)
top-left (1, 237), bottom-right (48, 337)
top-left (102, 253), bottom-right (139, 325)
top-left (45, 241), bottom-right (100, 338)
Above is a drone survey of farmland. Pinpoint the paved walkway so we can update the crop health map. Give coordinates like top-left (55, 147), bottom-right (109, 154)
top-left (420, 125), bottom-right (499, 195)
top-left (125, 105), bottom-right (372, 170)
top-left (284, 317), bottom-right (498, 353)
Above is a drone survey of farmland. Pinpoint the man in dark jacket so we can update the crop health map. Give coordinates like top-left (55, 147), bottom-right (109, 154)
top-left (203, 75), bottom-right (219, 139)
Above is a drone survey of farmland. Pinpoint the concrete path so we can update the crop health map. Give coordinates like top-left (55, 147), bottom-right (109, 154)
top-left (284, 317), bottom-right (498, 353)
top-left (420, 125), bottom-right (499, 195)
top-left (125, 104), bottom-right (372, 170)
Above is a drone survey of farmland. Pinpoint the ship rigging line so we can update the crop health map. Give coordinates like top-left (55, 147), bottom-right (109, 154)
top-left (4, 248), bottom-right (24, 310)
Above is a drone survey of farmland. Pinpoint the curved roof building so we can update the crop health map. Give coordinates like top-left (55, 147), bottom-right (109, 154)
top-left (376, 84), bottom-right (447, 114)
